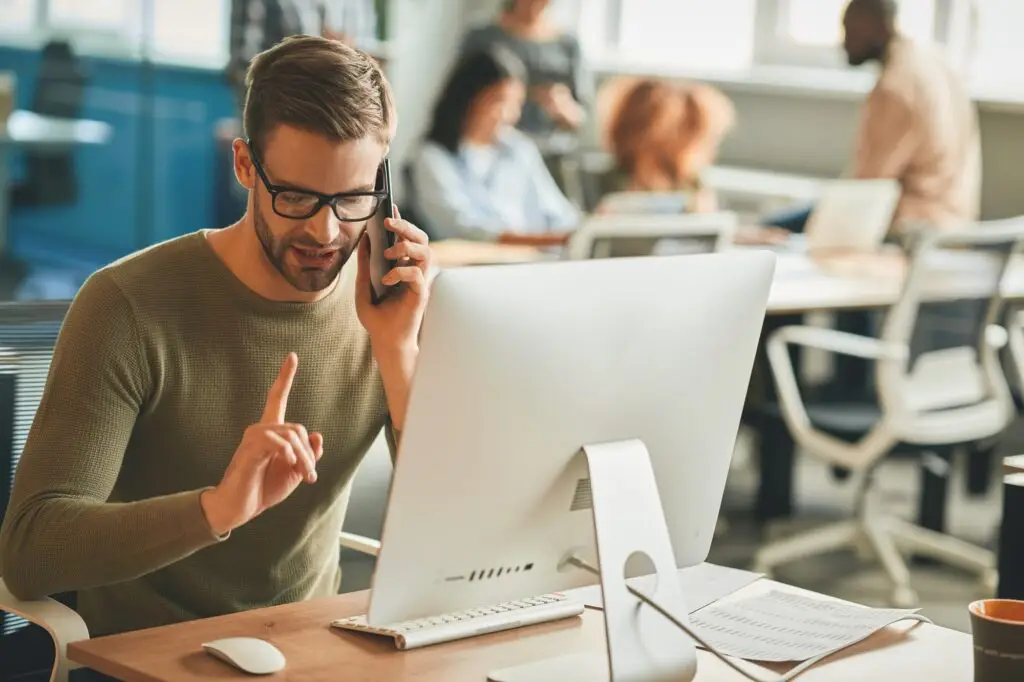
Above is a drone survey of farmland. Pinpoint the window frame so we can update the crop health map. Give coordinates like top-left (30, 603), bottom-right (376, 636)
top-left (579, 0), bottom-right (980, 70)
top-left (581, 0), bottom-right (763, 76)
top-left (0, 0), bottom-right (232, 71)
top-left (579, 0), bottom-right (1024, 107)
top-left (752, 0), bottom-right (960, 69)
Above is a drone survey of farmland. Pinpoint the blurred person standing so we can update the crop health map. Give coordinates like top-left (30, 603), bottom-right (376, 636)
top-left (462, 0), bottom-right (591, 137)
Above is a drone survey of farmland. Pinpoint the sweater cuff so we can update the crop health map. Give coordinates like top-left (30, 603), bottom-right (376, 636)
top-left (181, 487), bottom-right (231, 545)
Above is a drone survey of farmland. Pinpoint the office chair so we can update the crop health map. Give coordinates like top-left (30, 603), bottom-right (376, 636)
top-left (752, 219), bottom-right (1024, 607)
top-left (566, 211), bottom-right (736, 260)
top-left (12, 41), bottom-right (88, 208)
top-left (0, 302), bottom-right (382, 682)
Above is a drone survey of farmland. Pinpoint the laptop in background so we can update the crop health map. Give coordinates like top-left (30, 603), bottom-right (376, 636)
top-left (804, 179), bottom-right (901, 253)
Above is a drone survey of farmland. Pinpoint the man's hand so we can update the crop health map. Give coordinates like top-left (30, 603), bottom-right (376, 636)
top-left (356, 211), bottom-right (431, 430)
top-left (201, 353), bottom-right (323, 535)
top-left (356, 211), bottom-right (431, 350)
top-left (532, 83), bottom-right (584, 130)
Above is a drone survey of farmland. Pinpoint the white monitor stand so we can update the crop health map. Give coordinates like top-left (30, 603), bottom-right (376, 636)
top-left (490, 440), bottom-right (696, 682)
top-left (363, 252), bottom-right (776, 682)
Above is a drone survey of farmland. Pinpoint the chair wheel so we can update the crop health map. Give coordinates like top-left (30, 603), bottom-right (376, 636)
top-left (890, 586), bottom-right (919, 608)
top-left (982, 569), bottom-right (999, 595)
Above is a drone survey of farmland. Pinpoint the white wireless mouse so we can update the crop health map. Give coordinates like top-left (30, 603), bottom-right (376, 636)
top-left (201, 637), bottom-right (286, 675)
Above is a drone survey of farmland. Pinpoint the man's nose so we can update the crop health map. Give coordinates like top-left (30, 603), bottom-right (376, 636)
top-left (307, 204), bottom-right (343, 244)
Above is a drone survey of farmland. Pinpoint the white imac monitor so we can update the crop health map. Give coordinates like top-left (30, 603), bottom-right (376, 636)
top-left (368, 251), bottom-right (775, 680)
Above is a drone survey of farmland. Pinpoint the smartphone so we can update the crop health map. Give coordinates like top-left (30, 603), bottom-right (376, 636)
top-left (367, 159), bottom-right (399, 304)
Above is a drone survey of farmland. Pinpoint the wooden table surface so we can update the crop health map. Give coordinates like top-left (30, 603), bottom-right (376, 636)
top-left (430, 240), bottom-right (1024, 315)
top-left (69, 580), bottom-right (972, 682)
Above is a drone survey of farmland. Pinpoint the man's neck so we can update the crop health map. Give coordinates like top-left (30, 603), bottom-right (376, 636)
top-left (879, 33), bottom-right (901, 67)
top-left (205, 220), bottom-right (337, 304)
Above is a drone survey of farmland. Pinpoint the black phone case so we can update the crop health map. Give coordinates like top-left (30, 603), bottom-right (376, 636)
top-left (369, 159), bottom-right (399, 304)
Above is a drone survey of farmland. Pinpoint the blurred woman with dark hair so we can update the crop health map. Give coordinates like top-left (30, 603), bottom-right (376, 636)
top-left (410, 47), bottom-right (579, 244)
top-left (598, 77), bottom-right (735, 213)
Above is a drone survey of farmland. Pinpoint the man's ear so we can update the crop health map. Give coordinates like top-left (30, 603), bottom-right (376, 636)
top-left (232, 139), bottom-right (256, 190)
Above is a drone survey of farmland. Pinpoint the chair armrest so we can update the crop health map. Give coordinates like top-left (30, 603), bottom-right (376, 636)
top-left (1009, 312), bottom-right (1024, 388)
top-left (987, 324), bottom-right (1009, 349)
top-left (0, 578), bottom-right (89, 682)
top-left (770, 326), bottom-right (907, 360)
top-left (339, 531), bottom-right (380, 557)
top-left (766, 328), bottom-right (897, 470)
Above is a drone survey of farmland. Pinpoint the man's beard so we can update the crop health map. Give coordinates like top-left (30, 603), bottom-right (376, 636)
top-left (253, 202), bottom-right (355, 293)
top-left (847, 41), bottom-right (885, 67)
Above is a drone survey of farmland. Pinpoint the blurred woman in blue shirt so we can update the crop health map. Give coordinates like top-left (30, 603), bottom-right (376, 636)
top-left (410, 46), bottom-right (580, 245)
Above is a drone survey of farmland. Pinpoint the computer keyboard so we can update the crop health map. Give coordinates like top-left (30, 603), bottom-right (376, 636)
top-left (330, 592), bottom-right (584, 650)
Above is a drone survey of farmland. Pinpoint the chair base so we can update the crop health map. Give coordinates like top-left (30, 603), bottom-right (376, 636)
top-left (752, 514), bottom-right (997, 608)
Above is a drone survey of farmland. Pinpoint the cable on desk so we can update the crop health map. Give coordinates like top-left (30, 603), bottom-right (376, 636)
top-left (565, 556), bottom-right (931, 682)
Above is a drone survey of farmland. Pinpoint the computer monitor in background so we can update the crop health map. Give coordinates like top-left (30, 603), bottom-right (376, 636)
top-left (368, 252), bottom-right (774, 681)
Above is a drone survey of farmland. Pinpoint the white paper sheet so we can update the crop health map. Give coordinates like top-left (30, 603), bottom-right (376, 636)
top-left (571, 562), bottom-right (762, 613)
top-left (689, 589), bottom-right (923, 663)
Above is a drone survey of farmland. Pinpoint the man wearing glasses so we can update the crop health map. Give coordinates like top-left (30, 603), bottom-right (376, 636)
top-left (0, 34), bottom-right (428, 653)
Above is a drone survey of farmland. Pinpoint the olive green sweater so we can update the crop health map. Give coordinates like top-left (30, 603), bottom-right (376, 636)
top-left (0, 231), bottom-right (390, 636)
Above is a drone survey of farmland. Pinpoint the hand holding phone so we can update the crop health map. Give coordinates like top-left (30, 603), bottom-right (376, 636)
top-left (367, 159), bottom-right (399, 305)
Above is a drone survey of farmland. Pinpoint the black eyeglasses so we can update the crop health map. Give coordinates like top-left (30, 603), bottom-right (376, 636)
top-left (247, 141), bottom-right (388, 222)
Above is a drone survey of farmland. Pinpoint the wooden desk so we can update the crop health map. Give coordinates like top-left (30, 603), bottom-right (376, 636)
top-left (69, 580), bottom-right (970, 682)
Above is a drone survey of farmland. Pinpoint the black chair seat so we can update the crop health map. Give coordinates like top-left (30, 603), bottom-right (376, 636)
top-left (756, 398), bottom-right (996, 453)
top-left (750, 394), bottom-right (999, 535)
top-left (757, 400), bottom-right (880, 440)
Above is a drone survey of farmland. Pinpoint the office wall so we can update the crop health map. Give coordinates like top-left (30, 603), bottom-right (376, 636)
top-left (681, 86), bottom-right (1024, 222)
top-left (386, 0), bottom-right (468, 196)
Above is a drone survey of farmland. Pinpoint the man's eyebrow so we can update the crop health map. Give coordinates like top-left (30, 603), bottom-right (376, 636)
top-left (268, 173), bottom-right (377, 195)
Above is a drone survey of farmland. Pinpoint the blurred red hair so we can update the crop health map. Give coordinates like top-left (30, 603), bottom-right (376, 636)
top-left (600, 77), bottom-right (735, 190)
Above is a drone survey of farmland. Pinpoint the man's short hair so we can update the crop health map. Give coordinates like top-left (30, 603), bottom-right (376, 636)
top-left (243, 36), bottom-right (396, 155)
top-left (848, 0), bottom-right (899, 25)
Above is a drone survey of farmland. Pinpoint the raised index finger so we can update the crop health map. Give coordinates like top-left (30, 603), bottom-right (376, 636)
top-left (262, 352), bottom-right (297, 424)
